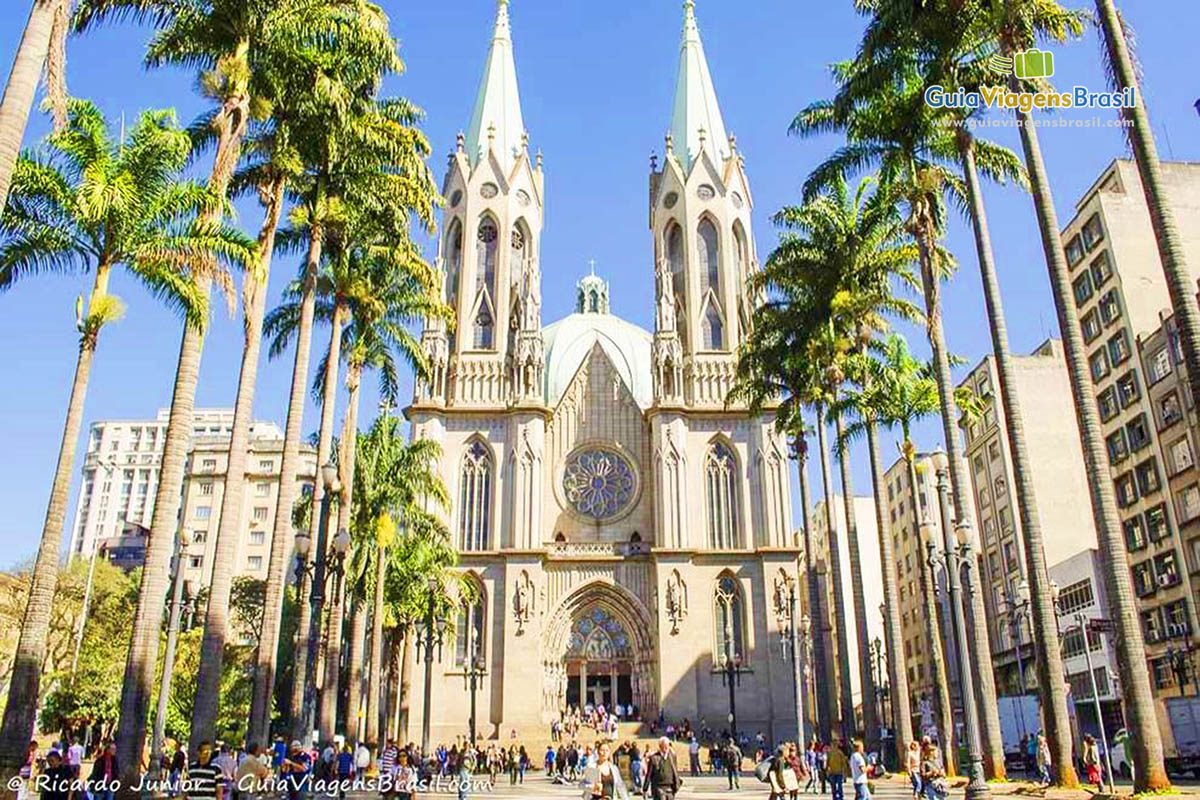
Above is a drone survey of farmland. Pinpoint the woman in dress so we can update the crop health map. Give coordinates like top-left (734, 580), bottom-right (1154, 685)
top-left (581, 742), bottom-right (631, 800)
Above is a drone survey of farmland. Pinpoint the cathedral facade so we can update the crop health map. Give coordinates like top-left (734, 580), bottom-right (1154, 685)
top-left (406, 0), bottom-right (801, 743)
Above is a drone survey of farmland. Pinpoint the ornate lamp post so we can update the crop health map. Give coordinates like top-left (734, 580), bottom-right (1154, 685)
top-left (718, 644), bottom-right (750, 742)
top-left (462, 617), bottom-right (485, 746)
top-left (1000, 577), bottom-right (1035, 749)
top-left (871, 636), bottom-right (889, 738)
top-left (293, 461), bottom-right (350, 743)
top-left (419, 577), bottom-right (449, 754)
top-left (776, 578), bottom-right (810, 747)
top-left (151, 527), bottom-right (191, 774)
top-left (926, 469), bottom-right (991, 800)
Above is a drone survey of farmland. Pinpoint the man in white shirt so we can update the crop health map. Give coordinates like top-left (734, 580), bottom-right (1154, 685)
top-left (66, 738), bottom-right (84, 778)
top-left (687, 737), bottom-right (701, 777)
top-left (850, 740), bottom-right (872, 800)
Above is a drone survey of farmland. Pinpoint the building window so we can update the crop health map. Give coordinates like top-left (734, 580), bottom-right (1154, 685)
top-left (198, 482), bottom-right (213, 496)
top-left (1161, 391), bottom-right (1183, 427)
top-left (705, 442), bottom-right (740, 549)
top-left (189, 556), bottom-right (203, 569)
top-left (473, 306), bottom-right (494, 349)
top-left (988, 441), bottom-right (1001, 462)
top-left (1132, 561), bottom-right (1156, 597)
top-left (1124, 516), bottom-right (1148, 551)
top-left (195, 506), bottom-right (212, 520)
top-left (1143, 609), bottom-right (1164, 643)
top-left (1114, 472), bottom-right (1138, 508)
top-left (1057, 579), bottom-right (1095, 614)
top-left (1082, 310), bottom-right (1102, 344)
top-left (1147, 504), bottom-right (1170, 542)
top-left (1098, 291), bottom-right (1122, 326)
top-left (1170, 438), bottom-right (1195, 475)
top-left (201, 458), bottom-right (217, 471)
top-left (1107, 330), bottom-right (1131, 366)
top-left (1106, 429), bottom-right (1129, 464)
top-left (1136, 458), bottom-right (1161, 495)
top-left (714, 574), bottom-right (746, 662)
top-left (1148, 347), bottom-right (1172, 384)
top-left (256, 482), bottom-right (270, 496)
top-left (702, 304), bottom-right (725, 351)
top-left (697, 219), bottom-right (721, 296)
top-left (1089, 348), bottom-right (1110, 382)
top-left (1153, 657), bottom-right (1175, 690)
top-left (459, 441), bottom-right (493, 551)
top-left (1155, 551), bottom-right (1181, 589)
top-left (258, 459), bottom-right (274, 471)
top-left (1165, 599), bottom-right (1190, 637)
top-left (1081, 213), bottom-right (1105, 250)
top-left (1073, 271), bottom-right (1094, 305)
top-left (249, 530), bottom-right (266, 545)
top-left (1127, 414), bottom-right (1152, 451)
top-left (1098, 387), bottom-right (1119, 422)
top-left (472, 219), bottom-right (499, 350)
top-left (455, 580), bottom-right (486, 668)
top-left (253, 506), bottom-right (268, 521)
top-left (1090, 250), bottom-right (1113, 286)
top-left (1116, 371), bottom-right (1140, 408)
top-left (1066, 234), bottom-right (1085, 267)
top-left (247, 556), bottom-right (263, 570)
top-left (1178, 484), bottom-right (1200, 522)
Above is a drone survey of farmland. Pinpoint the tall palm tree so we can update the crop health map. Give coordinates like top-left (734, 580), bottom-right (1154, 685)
top-left (189, 116), bottom-right (300, 751)
top-left (794, 69), bottom-right (1008, 779)
top-left (0, 100), bottom-right (250, 771)
top-left (841, 2), bottom-right (1081, 781)
top-left (251, 90), bottom-right (435, 742)
top-left (0, 0), bottom-right (72, 211)
top-left (969, 0), bottom-right (1169, 788)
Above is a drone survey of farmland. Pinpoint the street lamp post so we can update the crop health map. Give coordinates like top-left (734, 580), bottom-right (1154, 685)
top-left (71, 457), bottom-right (118, 678)
top-left (871, 637), bottom-right (889, 738)
top-left (1003, 578), bottom-right (1033, 746)
top-left (419, 577), bottom-right (448, 755)
top-left (151, 528), bottom-right (191, 779)
top-left (462, 618), bottom-right (485, 746)
top-left (927, 469), bottom-right (991, 800)
top-left (294, 461), bottom-right (344, 743)
top-left (777, 582), bottom-right (810, 747)
top-left (718, 643), bottom-right (750, 743)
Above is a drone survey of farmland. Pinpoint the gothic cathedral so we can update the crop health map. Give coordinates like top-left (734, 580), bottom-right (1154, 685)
top-left (406, 0), bottom-right (801, 742)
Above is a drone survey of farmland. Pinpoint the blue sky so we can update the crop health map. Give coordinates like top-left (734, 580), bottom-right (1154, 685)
top-left (1, 1), bottom-right (1198, 567)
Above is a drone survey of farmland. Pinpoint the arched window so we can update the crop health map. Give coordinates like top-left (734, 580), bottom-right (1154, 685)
top-left (455, 579), bottom-right (486, 668)
top-left (446, 218), bottom-right (463, 304)
top-left (473, 306), bottom-right (493, 350)
top-left (705, 442), bottom-right (739, 549)
top-left (476, 219), bottom-right (498, 294)
top-left (510, 224), bottom-right (526, 276)
top-left (459, 441), bottom-right (492, 551)
top-left (732, 221), bottom-right (749, 281)
top-left (697, 219), bottom-right (720, 294)
top-left (714, 574), bottom-right (746, 662)
top-left (666, 223), bottom-right (684, 277)
top-left (703, 304), bottom-right (724, 350)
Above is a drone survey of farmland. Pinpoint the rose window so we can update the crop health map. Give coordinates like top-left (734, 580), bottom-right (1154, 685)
top-left (562, 448), bottom-right (636, 520)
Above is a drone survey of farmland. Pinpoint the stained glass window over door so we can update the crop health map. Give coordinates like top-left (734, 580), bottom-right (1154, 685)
top-left (566, 607), bottom-right (631, 660)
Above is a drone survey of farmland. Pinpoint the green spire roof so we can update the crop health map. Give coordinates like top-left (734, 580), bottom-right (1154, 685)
top-left (465, 0), bottom-right (526, 172)
top-left (669, 0), bottom-right (730, 171)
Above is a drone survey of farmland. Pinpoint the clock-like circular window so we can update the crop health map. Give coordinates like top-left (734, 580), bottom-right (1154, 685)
top-left (562, 448), bottom-right (637, 521)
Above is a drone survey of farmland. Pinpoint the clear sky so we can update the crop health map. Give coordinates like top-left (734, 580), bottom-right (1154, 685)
top-left (1, 1), bottom-right (1198, 570)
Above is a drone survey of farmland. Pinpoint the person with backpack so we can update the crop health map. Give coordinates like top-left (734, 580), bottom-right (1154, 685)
top-left (849, 741), bottom-right (871, 800)
top-left (825, 741), bottom-right (849, 800)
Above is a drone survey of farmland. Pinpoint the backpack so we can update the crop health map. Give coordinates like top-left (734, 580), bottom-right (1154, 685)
top-left (754, 757), bottom-right (773, 784)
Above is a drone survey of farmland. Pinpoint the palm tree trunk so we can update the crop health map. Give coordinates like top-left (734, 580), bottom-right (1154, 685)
top-left (864, 418), bottom-right (913, 757)
top-left (294, 301), bottom-right (347, 740)
top-left (252, 215), bottom-right (326, 745)
top-left (914, 224), bottom-right (1006, 778)
top-left (958, 132), bottom-right (1077, 786)
top-left (191, 176), bottom-right (286, 752)
top-left (798, 439), bottom-right (834, 744)
top-left (117, 96), bottom-right (247, 783)
top-left (318, 357), bottom-right (359, 742)
top-left (367, 546), bottom-right (386, 749)
top-left (345, 600), bottom-right (367, 743)
top-left (398, 627), bottom-right (414, 742)
top-left (816, 403), bottom-right (855, 741)
top-left (0, 0), bottom-right (57, 213)
top-left (833, 412), bottom-right (878, 742)
top-left (1009, 94), bottom-right (1169, 792)
top-left (0, 264), bottom-right (109, 772)
top-left (907, 452), bottom-right (956, 776)
top-left (1097, 0), bottom-right (1200, 462)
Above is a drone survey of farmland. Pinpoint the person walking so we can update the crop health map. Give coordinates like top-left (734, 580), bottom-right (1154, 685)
top-left (1082, 734), bottom-right (1104, 791)
top-left (724, 738), bottom-right (742, 791)
top-left (582, 742), bottom-right (631, 799)
top-left (234, 744), bottom-right (271, 800)
top-left (904, 741), bottom-right (921, 800)
top-left (88, 742), bottom-right (119, 800)
top-left (849, 741), bottom-right (871, 800)
top-left (803, 743), bottom-right (819, 794)
top-left (826, 741), bottom-right (849, 800)
top-left (687, 737), bottom-right (700, 777)
top-left (643, 738), bottom-right (681, 800)
top-left (188, 742), bottom-right (220, 800)
top-left (629, 744), bottom-right (644, 796)
top-left (1035, 733), bottom-right (1052, 786)
top-left (281, 740), bottom-right (312, 800)
top-left (919, 740), bottom-right (946, 800)
top-left (518, 746), bottom-right (529, 784)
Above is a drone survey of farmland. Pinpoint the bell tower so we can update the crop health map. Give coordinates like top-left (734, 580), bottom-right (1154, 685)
top-left (418, 0), bottom-right (545, 409)
top-left (649, 0), bottom-right (758, 409)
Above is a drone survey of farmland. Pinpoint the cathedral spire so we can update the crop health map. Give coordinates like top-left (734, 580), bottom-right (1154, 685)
top-left (669, 0), bottom-right (730, 172)
top-left (465, 0), bottom-right (527, 172)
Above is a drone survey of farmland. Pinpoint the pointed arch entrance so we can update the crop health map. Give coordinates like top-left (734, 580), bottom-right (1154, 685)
top-left (541, 581), bottom-right (656, 716)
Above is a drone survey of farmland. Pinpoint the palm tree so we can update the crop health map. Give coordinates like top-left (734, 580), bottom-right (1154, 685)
top-left (251, 91), bottom-right (436, 743)
top-left (0, 0), bottom-right (72, 211)
top-left (189, 117), bottom-right (300, 751)
top-left (847, 334), bottom-right (957, 772)
top-left (0, 100), bottom-right (250, 770)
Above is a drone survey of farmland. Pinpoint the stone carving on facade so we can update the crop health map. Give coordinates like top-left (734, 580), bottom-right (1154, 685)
top-left (514, 570), bottom-right (536, 634)
top-left (653, 259), bottom-right (684, 403)
top-left (772, 569), bottom-right (795, 626)
top-left (664, 569), bottom-right (687, 634)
